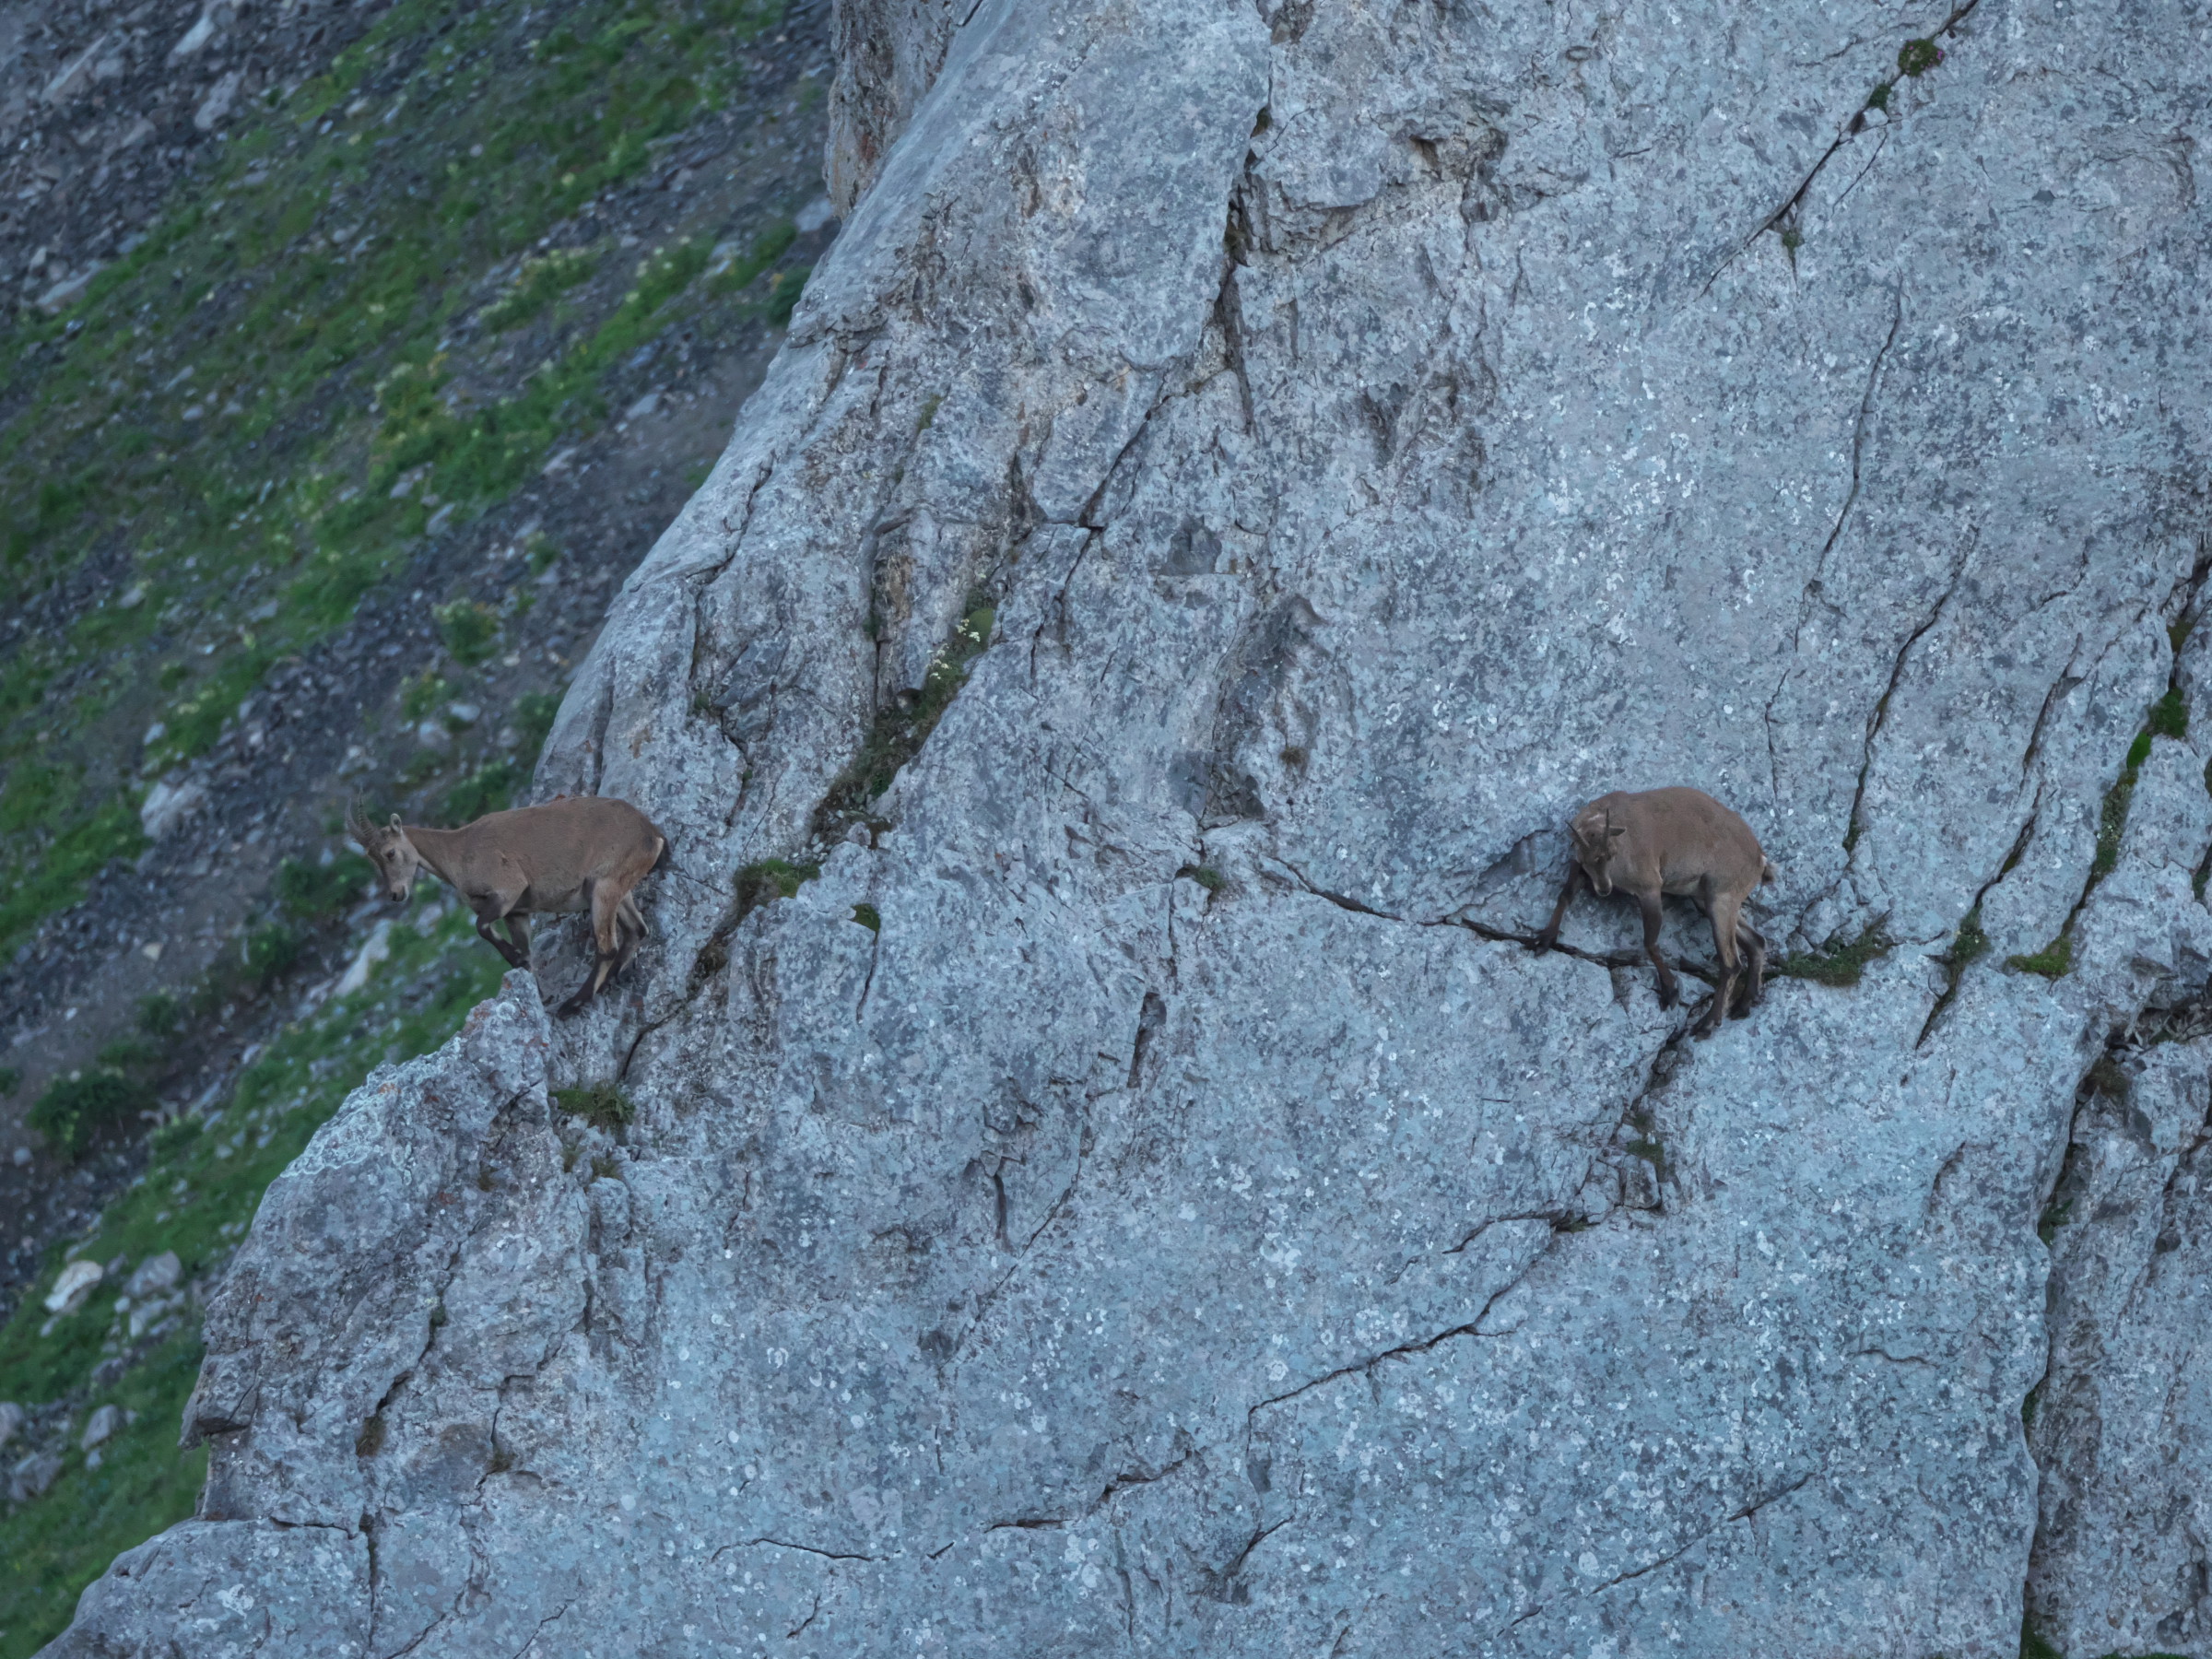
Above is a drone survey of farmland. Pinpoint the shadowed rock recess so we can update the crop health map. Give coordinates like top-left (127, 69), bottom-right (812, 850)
top-left (44, 0), bottom-right (2212, 1654)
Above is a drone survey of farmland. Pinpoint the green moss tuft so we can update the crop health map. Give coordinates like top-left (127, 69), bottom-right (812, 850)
top-left (276, 853), bottom-right (373, 920)
top-left (433, 599), bottom-right (501, 665)
top-left (481, 247), bottom-right (599, 332)
top-left (513, 690), bottom-right (562, 759)
top-left (1776, 922), bottom-right (1895, 987)
top-left (813, 594), bottom-right (995, 835)
top-left (1175, 865), bottom-right (1226, 893)
top-left (1947, 904), bottom-right (1990, 968)
top-left (1896, 37), bottom-right (1942, 76)
top-left (441, 760), bottom-right (521, 824)
top-left (243, 923), bottom-right (304, 989)
top-left (553, 1082), bottom-right (635, 1129)
top-left (2006, 935), bottom-right (2074, 979)
top-left (28, 1070), bottom-right (145, 1159)
top-left (135, 992), bottom-right (183, 1040)
top-left (2147, 687), bottom-right (2188, 740)
top-left (733, 857), bottom-right (820, 922)
top-left (851, 903), bottom-right (881, 932)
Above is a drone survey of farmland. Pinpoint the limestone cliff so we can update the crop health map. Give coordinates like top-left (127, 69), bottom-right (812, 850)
top-left (47, 0), bottom-right (2212, 1653)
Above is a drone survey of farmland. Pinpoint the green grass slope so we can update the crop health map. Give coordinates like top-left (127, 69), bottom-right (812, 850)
top-left (0, 0), bottom-right (811, 960)
top-left (0, 907), bottom-right (503, 1655)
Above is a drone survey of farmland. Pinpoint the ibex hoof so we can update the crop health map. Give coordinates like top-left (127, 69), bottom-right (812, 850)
top-left (1656, 984), bottom-right (1679, 1011)
top-left (1528, 934), bottom-right (1555, 954)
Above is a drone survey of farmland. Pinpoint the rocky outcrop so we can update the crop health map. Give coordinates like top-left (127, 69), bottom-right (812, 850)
top-left (44, 0), bottom-right (2212, 1653)
top-left (824, 0), bottom-right (960, 211)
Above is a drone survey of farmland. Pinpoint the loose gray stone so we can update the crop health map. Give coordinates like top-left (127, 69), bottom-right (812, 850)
top-left (9, 1450), bottom-right (62, 1503)
top-left (124, 1252), bottom-right (182, 1300)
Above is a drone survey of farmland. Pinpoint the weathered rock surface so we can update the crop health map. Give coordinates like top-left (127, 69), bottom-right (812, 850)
top-left (44, 0), bottom-right (2212, 1653)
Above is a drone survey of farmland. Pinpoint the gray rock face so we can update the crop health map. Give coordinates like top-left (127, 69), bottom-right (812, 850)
top-left (44, 0), bottom-right (2212, 1654)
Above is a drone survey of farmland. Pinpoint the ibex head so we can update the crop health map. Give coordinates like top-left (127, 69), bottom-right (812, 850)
top-left (346, 801), bottom-right (422, 904)
top-left (1569, 807), bottom-right (1629, 897)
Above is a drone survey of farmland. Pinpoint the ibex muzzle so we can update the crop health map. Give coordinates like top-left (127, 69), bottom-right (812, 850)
top-left (1531, 786), bottom-right (1775, 1039)
top-left (347, 794), bottom-right (665, 1018)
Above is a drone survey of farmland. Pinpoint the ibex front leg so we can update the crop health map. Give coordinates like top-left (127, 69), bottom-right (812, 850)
top-left (472, 898), bottom-right (530, 971)
top-left (1640, 890), bottom-right (1680, 1010)
top-left (1532, 863), bottom-right (1584, 953)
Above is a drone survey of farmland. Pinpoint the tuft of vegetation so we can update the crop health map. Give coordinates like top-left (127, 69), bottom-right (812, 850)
top-left (441, 759), bottom-right (522, 824)
top-left (1897, 37), bottom-right (1943, 76)
top-left (243, 923), bottom-right (305, 989)
top-left (732, 857), bottom-right (819, 923)
top-left (1946, 904), bottom-right (1990, 968)
top-left (275, 854), bottom-right (374, 921)
top-left (1776, 921), bottom-right (1895, 988)
top-left (27, 1070), bottom-right (145, 1160)
top-left (1865, 80), bottom-right (1893, 111)
top-left (1175, 865), bottom-right (1226, 893)
top-left (761, 265), bottom-right (811, 327)
top-left (2007, 935), bottom-right (2074, 979)
top-left (481, 246), bottom-right (599, 332)
top-left (433, 599), bottom-right (502, 666)
top-left (134, 992), bottom-right (182, 1041)
top-left (813, 594), bottom-right (995, 835)
top-left (95, 1036), bottom-right (162, 1072)
top-left (2016, 677), bottom-right (2195, 977)
top-left (709, 218), bottom-right (798, 298)
top-left (553, 1082), bottom-right (635, 1129)
top-left (400, 671), bottom-right (453, 724)
top-left (514, 690), bottom-right (562, 758)
top-left (1919, 898), bottom-right (1994, 1044)
top-left (0, 1065), bottom-right (18, 1098)
top-left (851, 903), bottom-right (881, 932)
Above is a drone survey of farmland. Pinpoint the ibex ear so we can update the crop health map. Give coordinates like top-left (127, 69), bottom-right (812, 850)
top-left (1606, 826), bottom-right (1626, 840)
top-left (388, 814), bottom-right (402, 832)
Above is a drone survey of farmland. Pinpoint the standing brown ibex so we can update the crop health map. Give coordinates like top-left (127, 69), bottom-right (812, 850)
top-left (1532, 786), bottom-right (1775, 1039)
top-left (347, 795), bottom-right (666, 1018)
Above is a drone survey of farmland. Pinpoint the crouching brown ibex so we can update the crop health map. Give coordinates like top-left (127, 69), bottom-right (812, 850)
top-left (347, 795), bottom-right (666, 1018)
top-left (1532, 786), bottom-right (1775, 1039)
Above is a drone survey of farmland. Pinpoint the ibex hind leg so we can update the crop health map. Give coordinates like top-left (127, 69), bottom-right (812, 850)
top-left (1696, 894), bottom-right (1745, 1038)
top-left (613, 893), bottom-right (649, 974)
top-left (557, 950), bottom-right (619, 1018)
top-left (557, 877), bottom-right (628, 1018)
top-left (1732, 917), bottom-right (1766, 1016)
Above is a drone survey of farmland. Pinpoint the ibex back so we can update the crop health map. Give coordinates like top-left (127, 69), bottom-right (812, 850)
top-left (347, 795), bottom-right (665, 1018)
top-left (1532, 786), bottom-right (1774, 1038)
